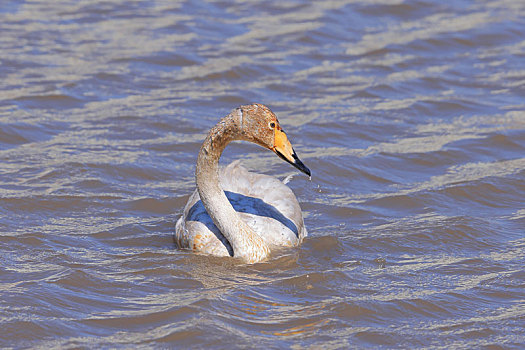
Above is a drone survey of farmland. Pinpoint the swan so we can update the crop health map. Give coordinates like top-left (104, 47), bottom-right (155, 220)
top-left (175, 103), bottom-right (311, 264)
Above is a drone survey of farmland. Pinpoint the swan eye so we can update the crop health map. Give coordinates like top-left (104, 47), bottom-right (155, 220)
top-left (269, 122), bottom-right (276, 129)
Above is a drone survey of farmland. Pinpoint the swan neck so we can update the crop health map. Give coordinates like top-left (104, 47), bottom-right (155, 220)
top-left (195, 113), bottom-right (269, 263)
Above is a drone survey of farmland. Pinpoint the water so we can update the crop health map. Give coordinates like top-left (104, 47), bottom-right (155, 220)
top-left (1, 0), bottom-right (524, 348)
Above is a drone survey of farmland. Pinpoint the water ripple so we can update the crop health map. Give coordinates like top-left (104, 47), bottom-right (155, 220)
top-left (1, 0), bottom-right (525, 348)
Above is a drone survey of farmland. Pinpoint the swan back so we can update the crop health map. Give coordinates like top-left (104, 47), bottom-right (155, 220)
top-left (175, 161), bottom-right (307, 255)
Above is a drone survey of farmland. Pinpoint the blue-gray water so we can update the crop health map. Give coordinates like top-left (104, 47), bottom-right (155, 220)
top-left (1, 0), bottom-right (524, 348)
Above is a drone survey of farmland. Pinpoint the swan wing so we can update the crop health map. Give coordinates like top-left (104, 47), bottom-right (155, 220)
top-left (220, 160), bottom-right (307, 242)
top-left (175, 160), bottom-right (307, 256)
top-left (175, 189), bottom-right (232, 257)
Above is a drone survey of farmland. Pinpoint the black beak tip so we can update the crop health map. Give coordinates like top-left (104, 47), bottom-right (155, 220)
top-left (294, 159), bottom-right (311, 177)
top-left (291, 151), bottom-right (311, 177)
top-left (275, 148), bottom-right (311, 177)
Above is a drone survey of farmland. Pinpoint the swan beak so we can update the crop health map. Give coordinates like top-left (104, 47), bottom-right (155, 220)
top-left (272, 129), bottom-right (311, 177)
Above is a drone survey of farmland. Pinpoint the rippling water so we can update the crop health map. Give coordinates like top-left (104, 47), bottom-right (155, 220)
top-left (1, 0), bottom-right (524, 348)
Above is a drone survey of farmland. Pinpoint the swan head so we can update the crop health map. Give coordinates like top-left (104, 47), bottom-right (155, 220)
top-left (237, 103), bottom-right (311, 177)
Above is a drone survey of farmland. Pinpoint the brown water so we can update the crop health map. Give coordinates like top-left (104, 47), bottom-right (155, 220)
top-left (1, 0), bottom-right (524, 348)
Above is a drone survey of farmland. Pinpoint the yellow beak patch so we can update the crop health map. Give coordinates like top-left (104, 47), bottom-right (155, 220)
top-left (273, 129), bottom-right (294, 162)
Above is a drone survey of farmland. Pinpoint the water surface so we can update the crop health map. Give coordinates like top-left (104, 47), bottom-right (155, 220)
top-left (1, 0), bottom-right (524, 348)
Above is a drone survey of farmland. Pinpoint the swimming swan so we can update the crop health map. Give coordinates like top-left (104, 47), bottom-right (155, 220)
top-left (175, 104), bottom-right (311, 264)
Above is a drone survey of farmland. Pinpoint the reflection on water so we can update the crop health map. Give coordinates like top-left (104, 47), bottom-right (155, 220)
top-left (1, 0), bottom-right (525, 348)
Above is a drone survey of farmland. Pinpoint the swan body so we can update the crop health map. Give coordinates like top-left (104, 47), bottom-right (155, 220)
top-left (175, 104), bottom-right (311, 263)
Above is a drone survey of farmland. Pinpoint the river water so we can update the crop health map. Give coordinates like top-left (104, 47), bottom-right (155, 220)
top-left (1, 0), bottom-right (524, 348)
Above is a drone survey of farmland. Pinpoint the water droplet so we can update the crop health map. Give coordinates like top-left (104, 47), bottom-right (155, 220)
top-left (375, 257), bottom-right (387, 268)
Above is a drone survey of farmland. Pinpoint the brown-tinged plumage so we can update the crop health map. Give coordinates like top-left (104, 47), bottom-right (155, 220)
top-left (175, 104), bottom-right (310, 263)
